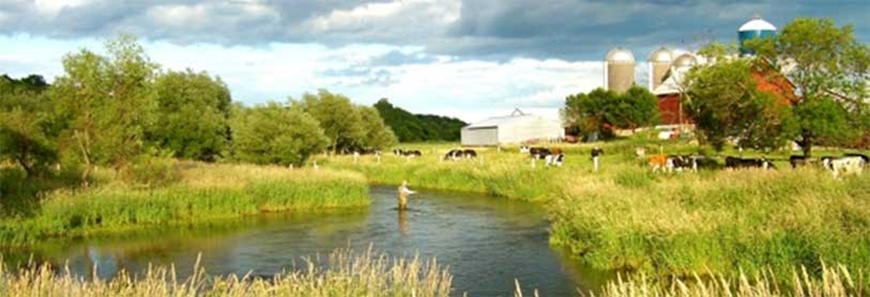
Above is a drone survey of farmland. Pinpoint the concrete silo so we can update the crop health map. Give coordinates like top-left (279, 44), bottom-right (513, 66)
top-left (647, 46), bottom-right (674, 90)
top-left (738, 15), bottom-right (776, 56)
top-left (672, 53), bottom-right (698, 70)
top-left (604, 47), bottom-right (635, 93)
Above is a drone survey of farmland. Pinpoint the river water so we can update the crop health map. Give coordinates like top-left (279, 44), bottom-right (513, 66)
top-left (5, 186), bottom-right (612, 296)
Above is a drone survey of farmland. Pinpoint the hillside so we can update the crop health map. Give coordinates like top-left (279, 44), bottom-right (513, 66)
top-left (374, 99), bottom-right (467, 142)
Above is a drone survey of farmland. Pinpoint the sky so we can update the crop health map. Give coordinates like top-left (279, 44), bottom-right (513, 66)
top-left (1, 0), bottom-right (868, 123)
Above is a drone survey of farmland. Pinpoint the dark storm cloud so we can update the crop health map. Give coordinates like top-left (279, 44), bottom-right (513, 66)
top-left (0, 0), bottom-right (867, 61)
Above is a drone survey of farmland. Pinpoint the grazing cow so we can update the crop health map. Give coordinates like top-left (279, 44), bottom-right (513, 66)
top-left (669, 155), bottom-right (698, 172)
top-left (635, 147), bottom-right (646, 159)
top-left (519, 145), bottom-right (531, 154)
top-left (649, 155), bottom-right (672, 173)
top-left (545, 154), bottom-right (564, 167)
top-left (393, 149), bottom-right (405, 156)
top-left (462, 149), bottom-right (478, 159)
top-left (822, 156), bottom-right (865, 178)
top-left (444, 149), bottom-right (464, 161)
top-left (844, 153), bottom-right (870, 164)
top-left (405, 150), bottom-right (422, 158)
top-left (789, 155), bottom-right (808, 168)
top-left (529, 147), bottom-right (551, 159)
top-left (725, 156), bottom-right (774, 170)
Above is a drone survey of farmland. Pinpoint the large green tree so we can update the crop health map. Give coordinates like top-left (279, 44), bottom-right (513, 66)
top-left (562, 87), bottom-right (659, 136)
top-left (291, 90), bottom-right (365, 154)
top-left (684, 57), bottom-right (798, 151)
top-left (52, 35), bottom-right (159, 185)
top-left (231, 102), bottom-right (328, 166)
top-left (750, 17), bottom-right (870, 155)
top-left (358, 106), bottom-right (398, 150)
top-left (149, 69), bottom-right (232, 161)
top-left (0, 108), bottom-right (57, 178)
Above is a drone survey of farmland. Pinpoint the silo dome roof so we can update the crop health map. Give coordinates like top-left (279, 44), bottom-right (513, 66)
top-left (672, 53), bottom-right (698, 68)
top-left (606, 47), bottom-right (635, 64)
top-left (739, 16), bottom-right (776, 32)
top-left (647, 46), bottom-right (674, 63)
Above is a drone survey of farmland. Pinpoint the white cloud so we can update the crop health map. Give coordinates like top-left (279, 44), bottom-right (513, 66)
top-left (33, 0), bottom-right (90, 16)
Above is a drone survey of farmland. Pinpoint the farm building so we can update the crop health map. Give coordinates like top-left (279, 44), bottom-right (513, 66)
top-left (461, 109), bottom-right (564, 146)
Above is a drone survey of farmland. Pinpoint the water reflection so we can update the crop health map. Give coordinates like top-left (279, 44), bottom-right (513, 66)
top-left (3, 186), bottom-right (613, 296)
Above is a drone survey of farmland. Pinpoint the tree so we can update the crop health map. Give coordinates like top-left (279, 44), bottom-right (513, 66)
top-left (373, 99), bottom-right (467, 142)
top-left (684, 58), bottom-right (798, 151)
top-left (750, 17), bottom-right (870, 156)
top-left (606, 86), bottom-right (660, 132)
top-left (231, 102), bottom-right (328, 166)
top-left (52, 34), bottom-right (159, 185)
top-left (149, 69), bottom-right (232, 161)
top-left (358, 106), bottom-right (398, 150)
top-left (0, 108), bottom-right (57, 178)
top-left (291, 90), bottom-right (365, 154)
top-left (562, 88), bottom-right (615, 136)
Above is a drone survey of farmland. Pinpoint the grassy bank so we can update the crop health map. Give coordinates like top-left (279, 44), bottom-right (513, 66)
top-left (0, 163), bottom-right (369, 244)
top-left (0, 248), bottom-right (452, 297)
top-left (323, 138), bottom-right (870, 285)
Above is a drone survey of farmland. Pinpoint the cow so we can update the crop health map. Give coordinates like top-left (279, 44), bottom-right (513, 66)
top-left (529, 147), bottom-right (551, 160)
top-left (405, 150), bottom-right (422, 158)
top-left (519, 145), bottom-right (531, 154)
top-left (462, 149), bottom-right (478, 159)
top-left (444, 149), bottom-right (464, 161)
top-left (545, 153), bottom-right (564, 167)
top-left (844, 153), bottom-right (870, 164)
top-left (669, 155), bottom-right (698, 172)
top-left (822, 156), bottom-right (864, 178)
top-left (789, 155), bottom-right (808, 168)
top-left (649, 155), bottom-right (672, 173)
top-left (725, 156), bottom-right (774, 170)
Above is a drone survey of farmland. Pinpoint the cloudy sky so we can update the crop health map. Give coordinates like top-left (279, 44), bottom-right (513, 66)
top-left (1, 0), bottom-right (868, 122)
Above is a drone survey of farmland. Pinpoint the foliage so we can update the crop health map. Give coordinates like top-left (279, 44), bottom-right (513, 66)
top-left (52, 34), bottom-right (159, 185)
top-left (562, 87), bottom-right (660, 136)
top-left (291, 90), bottom-right (366, 154)
top-left (149, 69), bottom-right (232, 161)
top-left (358, 105), bottom-right (398, 150)
top-left (373, 99), bottom-right (467, 142)
top-left (0, 108), bottom-right (57, 178)
top-left (121, 150), bottom-right (181, 188)
top-left (749, 17), bottom-right (870, 155)
top-left (684, 58), bottom-right (798, 150)
top-left (231, 102), bottom-right (328, 166)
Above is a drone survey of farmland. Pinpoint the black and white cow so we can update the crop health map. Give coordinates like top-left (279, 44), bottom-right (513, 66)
top-left (462, 149), bottom-right (478, 158)
top-left (529, 147), bottom-right (551, 160)
top-left (822, 156), bottom-right (864, 178)
top-left (725, 156), bottom-right (775, 170)
top-left (545, 153), bottom-right (564, 167)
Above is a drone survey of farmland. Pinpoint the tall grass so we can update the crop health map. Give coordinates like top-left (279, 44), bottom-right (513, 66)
top-left (0, 163), bottom-right (370, 244)
top-left (0, 248), bottom-right (452, 297)
top-left (597, 264), bottom-right (864, 296)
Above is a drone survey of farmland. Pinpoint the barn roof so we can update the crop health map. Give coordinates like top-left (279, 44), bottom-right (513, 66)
top-left (465, 114), bottom-right (541, 129)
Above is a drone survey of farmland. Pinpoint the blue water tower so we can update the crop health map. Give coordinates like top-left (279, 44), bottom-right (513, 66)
top-left (738, 15), bottom-right (776, 56)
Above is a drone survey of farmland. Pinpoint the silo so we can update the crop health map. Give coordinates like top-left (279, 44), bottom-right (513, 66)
top-left (647, 47), bottom-right (674, 90)
top-left (604, 47), bottom-right (635, 93)
top-left (738, 15), bottom-right (776, 56)
top-left (672, 53), bottom-right (698, 70)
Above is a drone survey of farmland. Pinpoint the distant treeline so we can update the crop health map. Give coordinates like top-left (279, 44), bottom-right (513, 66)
top-left (374, 99), bottom-right (467, 142)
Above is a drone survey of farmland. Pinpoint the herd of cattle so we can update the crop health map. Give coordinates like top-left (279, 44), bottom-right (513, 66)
top-left (384, 146), bottom-right (869, 178)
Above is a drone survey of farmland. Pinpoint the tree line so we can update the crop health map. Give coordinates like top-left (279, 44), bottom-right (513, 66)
top-left (0, 35), bottom-right (397, 186)
top-left (561, 85), bottom-right (660, 138)
top-left (373, 99), bottom-right (467, 142)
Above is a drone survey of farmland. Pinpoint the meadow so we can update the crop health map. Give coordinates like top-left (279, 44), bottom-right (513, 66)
top-left (322, 134), bottom-right (870, 288)
top-left (0, 162), bottom-right (369, 244)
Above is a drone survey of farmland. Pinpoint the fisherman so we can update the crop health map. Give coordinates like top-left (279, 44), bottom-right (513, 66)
top-left (397, 180), bottom-right (417, 210)
top-left (591, 147), bottom-right (604, 172)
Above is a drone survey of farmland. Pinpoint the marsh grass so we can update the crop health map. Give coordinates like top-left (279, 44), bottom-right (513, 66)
top-left (0, 248), bottom-right (452, 297)
top-left (0, 163), bottom-right (369, 244)
top-left (596, 264), bottom-right (864, 297)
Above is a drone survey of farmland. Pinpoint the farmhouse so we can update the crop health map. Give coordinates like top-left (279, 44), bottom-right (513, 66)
top-left (461, 109), bottom-right (564, 146)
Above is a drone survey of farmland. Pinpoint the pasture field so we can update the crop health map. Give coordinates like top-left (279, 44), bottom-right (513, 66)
top-left (323, 133), bottom-right (870, 286)
top-left (0, 163), bottom-right (369, 244)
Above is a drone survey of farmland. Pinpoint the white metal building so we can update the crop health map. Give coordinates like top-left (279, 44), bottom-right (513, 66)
top-left (461, 110), bottom-right (565, 146)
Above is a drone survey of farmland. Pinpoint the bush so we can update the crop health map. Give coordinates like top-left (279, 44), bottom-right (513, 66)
top-left (232, 102), bottom-right (329, 166)
top-left (122, 153), bottom-right (180, 188)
